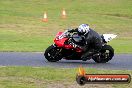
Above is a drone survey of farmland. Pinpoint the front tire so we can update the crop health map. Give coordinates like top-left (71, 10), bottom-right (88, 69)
top-left (93, 45), bottom-right (114, 63)
top-left (44, 45), bottom-right (62, 62)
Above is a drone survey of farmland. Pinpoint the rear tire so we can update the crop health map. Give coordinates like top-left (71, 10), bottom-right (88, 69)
top-left (93, 45), bottom-right (114, 63)
top-left (44, 45), bottom-right (62, 62)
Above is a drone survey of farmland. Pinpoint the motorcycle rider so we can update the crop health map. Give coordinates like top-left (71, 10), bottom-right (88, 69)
top-left (68, 24), bottom-right (102, 61)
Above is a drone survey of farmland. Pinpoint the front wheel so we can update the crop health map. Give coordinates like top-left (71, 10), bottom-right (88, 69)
top-left (93, 45), bottom-right (114, 63)
top-left (44, 45), bottom-right (62, 62)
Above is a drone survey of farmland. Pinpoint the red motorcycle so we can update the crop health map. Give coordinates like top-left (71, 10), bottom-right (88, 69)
top-left (44, 29), bottom-right (117, 63)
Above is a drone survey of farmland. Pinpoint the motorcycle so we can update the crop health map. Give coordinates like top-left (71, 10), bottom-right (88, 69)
top-left (44, 29), bottom-right (117, 63)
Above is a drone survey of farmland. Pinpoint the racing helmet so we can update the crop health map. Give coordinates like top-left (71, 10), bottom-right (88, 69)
top-left (78, 24), bottom-right (90, 35)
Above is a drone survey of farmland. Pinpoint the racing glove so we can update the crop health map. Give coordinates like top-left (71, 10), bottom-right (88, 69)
top-left (70, 42), bottom-right (82, 49)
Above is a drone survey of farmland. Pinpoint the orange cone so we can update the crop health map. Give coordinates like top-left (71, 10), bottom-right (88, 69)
top-left (61, 8), bottom-right (66, 19)
top-left (42, 12), bottom-right (48, 22)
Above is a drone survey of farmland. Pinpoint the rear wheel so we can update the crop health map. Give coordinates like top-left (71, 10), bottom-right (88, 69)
top-left (93, 45), bottom-right (114, 63)
top-left (44, 45), bottom-right (62, 62)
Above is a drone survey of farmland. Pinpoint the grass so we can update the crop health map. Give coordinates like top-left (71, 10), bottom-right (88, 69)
top-left (0, 0), bottom-right (132, 53)
top-left (0, 66), bottom-right (131, 88)
top-left (109, 38), bottom-right (132, 53)
top-left (0, 1), bottom-right (131, 88)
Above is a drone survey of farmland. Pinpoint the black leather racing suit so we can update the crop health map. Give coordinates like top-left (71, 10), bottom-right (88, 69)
top-left (68, 28), bottom-right (102, 60)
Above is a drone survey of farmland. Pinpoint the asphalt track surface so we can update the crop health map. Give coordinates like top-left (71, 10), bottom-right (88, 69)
top-left (0, 52), bottom-right (132, 70)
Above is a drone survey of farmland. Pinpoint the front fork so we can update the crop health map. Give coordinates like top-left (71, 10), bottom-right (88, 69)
top-left (52, 44), bottom-right (63, 56)
top-left (52, 44), bottom-right (57, 47)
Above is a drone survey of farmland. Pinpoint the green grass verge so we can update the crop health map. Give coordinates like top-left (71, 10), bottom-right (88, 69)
top-left (0, 66), bottom-right (131, 88)
top-left (0, 0), bottom-right (132, 53)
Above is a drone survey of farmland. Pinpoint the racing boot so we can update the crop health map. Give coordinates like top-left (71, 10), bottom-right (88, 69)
top-left (81, 51), bottom-right (94, 61)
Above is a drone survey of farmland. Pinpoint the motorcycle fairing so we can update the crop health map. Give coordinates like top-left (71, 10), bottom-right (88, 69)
top-left (103, 34), bottom-right (117, 42)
